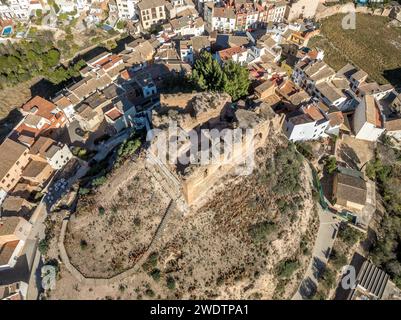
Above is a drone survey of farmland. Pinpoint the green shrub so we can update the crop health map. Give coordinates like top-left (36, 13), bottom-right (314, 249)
top-left (92, 175), bottom-right (107, 187)
top-left (276, 259), bottom-right (300, 279)
top-left (248, 221), bottom-right (277, 242)
top-left (142, 252), bottom-right (158, 272)
top-left (38, 239), bottom-right (49, 254)
top-left (145, 288), bottom-right (155, 297)
top-left (80, 239), bottom-right (88, 250)
top-left (338, 224), bottom-right (362, 246)
top-left (295, 142), bottom-right (314, 161)
top-left (79, 187), bottom-right (90, 195)
top-left (149, 269), bottom-right (161, 282)
top-left (116, 20), bottom-right (127, 29)
top-left (320, 267), bottom-right (336, 290)
top-left (324, 156), bottom-right (337, 174)
top-left (166, 276), bottom-right (176, 290)
top-left (133, 217), bottom-right (141, 226)
top-left (98, 207), bottom-right (105, 216)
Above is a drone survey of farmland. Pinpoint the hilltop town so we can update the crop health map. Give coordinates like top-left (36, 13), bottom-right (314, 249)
top-left (2, 0), bottom-right (401, 301)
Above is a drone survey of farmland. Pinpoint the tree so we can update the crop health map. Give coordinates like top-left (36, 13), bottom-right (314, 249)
top-left (223, 60), bottom-right (250, 101)
top-left (116, 20), bottom-right (127, 30)
top-left (192, 51), bottom-right (226, 92)
top-left (0, 40), bottom-right (84, 87)
top-left (192, 51), bottom-right (250, 101)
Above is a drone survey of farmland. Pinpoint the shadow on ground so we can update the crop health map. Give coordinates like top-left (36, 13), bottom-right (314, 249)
top-left (0, 108), bottom-right (23, 143)
top-left (299, 276), bottom-right (317, 299)
top-left (383, 68), bottom-right (401, 89)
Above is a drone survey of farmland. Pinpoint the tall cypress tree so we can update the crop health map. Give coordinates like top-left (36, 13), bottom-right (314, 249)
top-left (192, 51), bottom-right (226, 92)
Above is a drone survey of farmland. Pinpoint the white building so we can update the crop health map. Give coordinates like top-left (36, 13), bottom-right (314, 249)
top-left (116, 0), bottom-right (138, 20)
top-left (134, 70), bottom-right (157, 98)
top-left (0, 0), bottom-right (30, 20)
top-left (45, 144), bottom-right (73, 170)
top-left (354, 95), bottom-right (385, 142)
top-left (165, 16), bottom-right (204, 37)
top-left (314, 82), bottom-right (347, 109)
top-left (76, 0), bottom-right (91, 12)
top-left (285, 104), bottom-right (330, 141)
top-left (212, 6), bottom-right (236, 32)
top-left (104, 101), bottom-right (137, 133)
top-left (179, 40), bottom-right (194, 64)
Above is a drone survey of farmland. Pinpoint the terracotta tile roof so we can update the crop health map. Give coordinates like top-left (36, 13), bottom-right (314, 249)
top-left (213, 7), bottom-right (236, 19)
top-left (255, 80), bottom-right (275, 95)
top-left (21, 96), bottom-right (57, 120)
top-left (53, 95), bottom-right (72, 109)
top-left (95, 55), bottom-right (123, 71)
top-left (303, 104), bottom-right (325, 121)
top-left (120, 69), bottom-right (132, 81)
top-left (11, 123), bottom-right (41, 140)
top-left (218, 46), bottom-right (246, 61)
top-left (335, 169), bottom-right (367, 206)
top-left (351, 69), bottom-right (368, 82)
top-left (328, 111), bottom-right (345, 127)
top-left (105, 107), bottom-right (123, 121)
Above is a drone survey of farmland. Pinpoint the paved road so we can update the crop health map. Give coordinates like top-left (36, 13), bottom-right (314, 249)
top-left (292, 205), bottom-right (340, 300)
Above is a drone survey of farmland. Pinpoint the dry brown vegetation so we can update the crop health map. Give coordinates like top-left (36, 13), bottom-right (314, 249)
top-left (64, 159), bottom-right (171, 278)
top-left (309, 14), bottom-right (401, 85)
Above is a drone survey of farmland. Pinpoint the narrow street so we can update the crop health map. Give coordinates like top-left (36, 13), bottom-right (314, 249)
top-left (292, 205), bottom-right (340, 300)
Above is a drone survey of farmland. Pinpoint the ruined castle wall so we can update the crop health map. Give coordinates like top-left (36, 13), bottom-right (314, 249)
top-left (182, 116), bottom-right (283, 205)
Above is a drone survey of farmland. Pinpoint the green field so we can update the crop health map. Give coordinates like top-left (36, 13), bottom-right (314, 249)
top-left (308, 13), bottom-right (401, 86)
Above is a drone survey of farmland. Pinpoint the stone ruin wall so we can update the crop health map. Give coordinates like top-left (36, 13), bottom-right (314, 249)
top-left (181, 115), bottom-right (285, 205)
